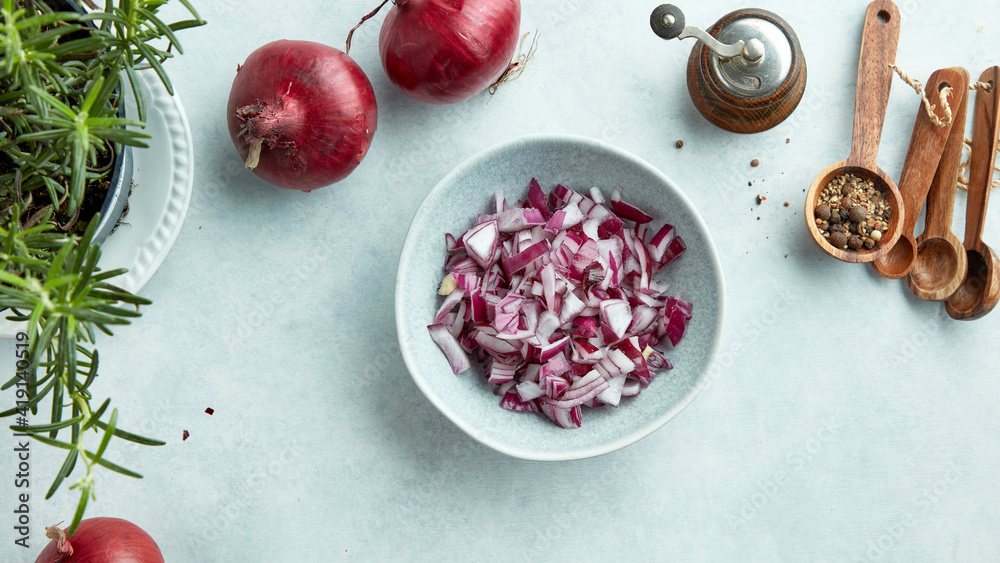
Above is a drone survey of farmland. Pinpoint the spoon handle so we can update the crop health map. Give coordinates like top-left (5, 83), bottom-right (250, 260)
top-left (895, 68), bottom-right (964, 238)
top-left (965, 66), bottom-right (1000, 250)
top-left (921, 68), bottom-right (970, 241)
top-left (847, 0), bottom-right (900, 169)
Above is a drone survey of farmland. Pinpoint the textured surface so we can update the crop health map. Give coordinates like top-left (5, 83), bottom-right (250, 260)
top-left (3, 0), bottom-right (1000, 561)
top-left (396, 135), bottom-right (725, 460)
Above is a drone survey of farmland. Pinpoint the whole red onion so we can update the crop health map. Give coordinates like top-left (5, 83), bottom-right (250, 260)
top-left (377, 0), bottom-right (522, 104)
top-left (35, 518), bottom-right (164, 563)
top-left (227, 40), bottom-right (378, 191)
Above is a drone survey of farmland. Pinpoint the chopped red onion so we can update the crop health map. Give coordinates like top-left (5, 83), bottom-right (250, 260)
top-left (429, 323), bottom-right (471, 374)
top-left (502, 240), bottom-right (550, 276)
top-left (527, 178), bottom-right (551, 220)
top-left (610, 185), bottom-right (654, 224)
top-left (501, 391), bottom-right (540, 412)
top-left (516, 380), bottom-right (546, 402)
top-left (428, 180), bottom-right (692, 428)
top-left (596, 374), bottom-right (627, 407)
top-left (462, 220), bottom-right (500, 269)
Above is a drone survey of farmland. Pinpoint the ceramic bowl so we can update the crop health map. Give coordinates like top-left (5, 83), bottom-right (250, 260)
top-left (395, 134), bottom-right (725, 460)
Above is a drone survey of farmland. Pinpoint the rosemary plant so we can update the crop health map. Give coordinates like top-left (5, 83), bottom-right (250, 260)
top-left (0, 0), bottom-right (204, 533)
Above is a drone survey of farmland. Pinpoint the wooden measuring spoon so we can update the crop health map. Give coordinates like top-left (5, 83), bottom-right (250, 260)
top-left (946, 66), bottom-right (1000, 320)
top-left (806, 0), bottom-right (904, 263)
top-left (907, 68), bottom-right (970, 299)
top-left (872, 68), bottom-right (965, 279)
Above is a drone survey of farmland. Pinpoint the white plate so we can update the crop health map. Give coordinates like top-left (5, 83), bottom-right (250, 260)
top-left (0, 70), bottom-right (193, 337)
top-left (395, 134), bottom-right (726, 461)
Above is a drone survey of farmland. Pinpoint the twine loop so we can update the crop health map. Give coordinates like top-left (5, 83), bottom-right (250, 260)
top-left (889, 64), bottom-right (999, 190)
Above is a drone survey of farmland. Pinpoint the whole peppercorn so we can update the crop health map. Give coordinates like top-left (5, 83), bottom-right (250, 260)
top-left (830, 232), bottom-right (849, 248)
top-left (818, 173), bottom-right (891, 253)
top-left (871, 229), bottom-right (883, 241)
top-left (849, 205), bottom-right (867, 223)
top-left (815, 204), bottom-right (832, 222)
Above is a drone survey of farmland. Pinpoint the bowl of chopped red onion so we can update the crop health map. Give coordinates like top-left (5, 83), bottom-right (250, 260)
top-left (395, 134), bottom-right (724, 461)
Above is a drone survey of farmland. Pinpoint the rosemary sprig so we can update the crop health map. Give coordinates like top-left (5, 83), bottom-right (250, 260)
top-left (1, 0), bottom-right (205, 217)
top-left (0, 0), bottom-right (203, 534)
top-left (1, 208), bottom-right (161, 534)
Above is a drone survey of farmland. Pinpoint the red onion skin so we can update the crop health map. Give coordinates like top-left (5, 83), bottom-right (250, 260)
top-left (227, 40), bottom-right (377, 191)
top-left (35, 518), bottom-right (164, 563)
top-left (379, 0), bottom-right (521, 104)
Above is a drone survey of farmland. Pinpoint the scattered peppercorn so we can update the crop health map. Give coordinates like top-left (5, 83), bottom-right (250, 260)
top-left (675, 140), bottom-right (684, 149)
top-left (783, 201), bottom-right (790, 207)
top-left (756, 194), bottom-right (766, 205)
top-left (751, 159), bottom-right (760, 167)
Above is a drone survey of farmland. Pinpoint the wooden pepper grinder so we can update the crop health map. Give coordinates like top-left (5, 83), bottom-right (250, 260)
top-left (650, 4), bottom-right (807, 134)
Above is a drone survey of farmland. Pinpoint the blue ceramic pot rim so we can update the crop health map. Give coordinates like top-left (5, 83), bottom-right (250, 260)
top-left (47, 0), bottom-right (131, 245)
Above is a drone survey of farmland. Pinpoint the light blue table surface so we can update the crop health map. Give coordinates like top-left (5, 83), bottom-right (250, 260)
top-left (3, 0), bottom-right (999, 561)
